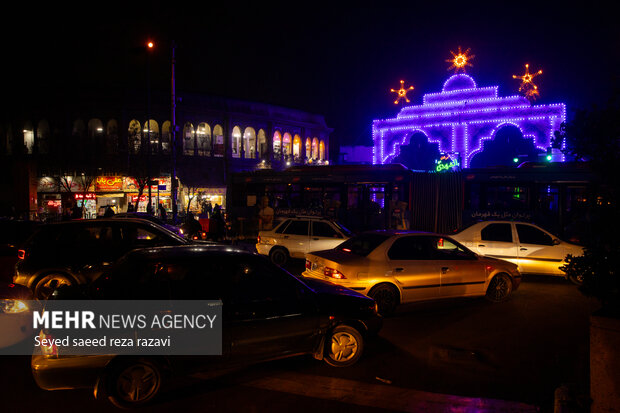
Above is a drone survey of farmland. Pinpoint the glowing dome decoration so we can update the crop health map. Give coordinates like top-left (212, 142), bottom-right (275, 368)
top-left (446, 46), bottom-right (475, 74)
top-left (390, 80), bottom-right (415, 104)
top-left (372, 74), bottom-right (566, 168)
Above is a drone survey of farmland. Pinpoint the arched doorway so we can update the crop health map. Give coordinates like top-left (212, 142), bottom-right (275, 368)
top-left (470, 124), bottom-right (543, 168)
top-left (393, 132), bottom-right (440, 171)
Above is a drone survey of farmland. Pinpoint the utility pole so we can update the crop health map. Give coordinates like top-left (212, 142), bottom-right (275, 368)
top-left (171, 41), bottom-right (178, 223)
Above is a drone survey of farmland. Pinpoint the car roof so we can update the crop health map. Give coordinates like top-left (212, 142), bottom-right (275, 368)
top-left (125, 244), bottom-right (256, 260)
top-left (43, 218), bottom-right (159, 226)
top-left (359, 229), bottom-right (442, 237)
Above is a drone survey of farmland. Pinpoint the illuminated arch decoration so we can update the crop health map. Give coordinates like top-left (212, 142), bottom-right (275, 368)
top-left (372, 74), bottom-right (566, 168)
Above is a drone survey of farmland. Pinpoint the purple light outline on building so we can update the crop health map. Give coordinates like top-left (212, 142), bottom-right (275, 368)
top-left (373, 74), bottom-right (566, 168)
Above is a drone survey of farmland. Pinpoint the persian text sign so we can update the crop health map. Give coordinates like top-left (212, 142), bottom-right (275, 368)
top-left (95, 176), bottom-right (123, 192)
top-left (1, 300), bottom-right (222, 356)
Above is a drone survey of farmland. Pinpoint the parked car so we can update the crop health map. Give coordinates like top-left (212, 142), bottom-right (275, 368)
top-left (0, 219), bottom-right (40, 282)
top-left (0, 282), bottom-right (34, 349)
top-left (450, 221), bottom-right (585, 283)
top-left (303, 231), bottom-right (521, 315)
top-left (32, 245), bottom-right (382, 408)
top-left (111, 212), bottom-right (183, 237)
top-left (257, 216), bottom-right (352, 265)
top-left (13, 218), bottom-right (188, 299)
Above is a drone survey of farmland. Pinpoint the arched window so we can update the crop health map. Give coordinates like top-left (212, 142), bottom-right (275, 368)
top-left (37, 120), bottom-right (50, 154)
top-left (319, 140), bottom-right (326, 161)
top-left (312, 137), bottom-right (319, 160)
top-left (161, 121), bottom-right (171, 154)
top-left (197, 123), bottom-right (211, 156)
top-left (305, 138), bottom-right (311, 160)
top-left (106, 119), bottom-right (119, 155)
top-left (273, 131), bottom-right (282, 157)
top-left (183, 122), bottom-right (195, 155)
top-left (258, 129), bottom-right (267, 159)
top-left (128, 120), bottom-right (141, 154)
top-left (243, 127), bottom-right (256, 159)
top-left (143, 119), bottom-right (159, 154)
top-left (282, 133), bottom-right (292, 157)
top-left (88, 119), bottom-right (103, 152)
top-left (293, 134), bottom-right (302, 159)
top-left (213, 124), bottom-right (224, 157)
top-left (232, 126), bottom-right (241, 158)
top-left (23, 121), bottom-right (34, 154)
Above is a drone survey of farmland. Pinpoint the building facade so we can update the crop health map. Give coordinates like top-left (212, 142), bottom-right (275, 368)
top-left (0, 91), bottom-right (332, 219)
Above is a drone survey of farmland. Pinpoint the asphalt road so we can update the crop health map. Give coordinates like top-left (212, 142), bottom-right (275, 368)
top-left (0, 260), bottom-right (597, 412)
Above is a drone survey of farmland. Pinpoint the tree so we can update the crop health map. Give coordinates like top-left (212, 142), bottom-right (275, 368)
top-left (559, 92), bottom-right (620, 314)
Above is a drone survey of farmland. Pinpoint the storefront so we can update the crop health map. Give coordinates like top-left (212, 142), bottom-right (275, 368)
top-left (182, 186), bottom-right (226, 215)
top-left (95, 176), bottom-right (125, 216)
top-left (124, 177), bottom-right (172, 213)
top-left (74, 193), bottom-right (97, 219)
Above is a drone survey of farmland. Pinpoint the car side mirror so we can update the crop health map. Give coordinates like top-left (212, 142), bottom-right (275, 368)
top-left (552, 239), bottom-right (561, 246)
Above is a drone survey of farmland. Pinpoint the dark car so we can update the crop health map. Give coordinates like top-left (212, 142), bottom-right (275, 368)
top-left (32, 245), bottom-right (382, 408)
top-left (0, 219), bottom-right (40, 282)
top-left (111, 212), bottom-right (184, 237)
top-left (14, 218), bottom-right (188, 299)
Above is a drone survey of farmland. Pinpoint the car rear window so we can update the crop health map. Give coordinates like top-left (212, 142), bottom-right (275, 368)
top-left (337, 233), bottom-right (390, 256)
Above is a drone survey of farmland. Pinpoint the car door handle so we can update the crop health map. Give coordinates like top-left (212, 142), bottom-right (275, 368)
top-left (283, 235), bottom-right (289, 239)
top-left (394, 267), bottom-right (404, 272)
top-left (313, 238), bottom-right (319, 240)
top-left (478, 244), bottom-right (486, 247)
top-left (441, 267), bottom-right (450, 274)
top-left (520, 248), bottom-right (528, 251)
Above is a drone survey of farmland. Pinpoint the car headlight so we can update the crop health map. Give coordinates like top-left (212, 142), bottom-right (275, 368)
top-left (0, 299), bottom-right (29, 314)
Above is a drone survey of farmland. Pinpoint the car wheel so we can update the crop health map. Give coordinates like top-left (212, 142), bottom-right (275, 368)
top-left (324, 325), bottom-right (364, 367)
top-left (369, 284), bottom-right (399, 316)
top-left (269, 248), bottom-right (289, 266)
top-left (485, 273), bottom-right (513, 302)
top-left (568, 273), bottom-right (584, 286)
top-left (34, 274), bottom-right (73, 300)
top-left (106, 359), bottom-right (162, 409)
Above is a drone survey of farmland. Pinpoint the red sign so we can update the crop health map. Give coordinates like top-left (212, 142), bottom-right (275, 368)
top-left (131, 195), bottom-right (148, 203)
top-left (96, 176), bottom-right (123, 192)
top-left (46, 200), bottom-right (61, 207)
top-left (74, 193), bottom-right (96, 200)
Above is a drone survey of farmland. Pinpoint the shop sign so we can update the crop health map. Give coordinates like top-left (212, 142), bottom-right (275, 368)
top-left (75, 193), bottom-right (96, 200)
top-left (46, 200), bottom-right (62, 207)
top-left (124, 177), bottom-right (171, 192)
top-left (96, 176), bottom-right (123, 191)
top-left (38, 177), bottom-right (58, 193)
top-left (435, 154), bottom-right (460, 172)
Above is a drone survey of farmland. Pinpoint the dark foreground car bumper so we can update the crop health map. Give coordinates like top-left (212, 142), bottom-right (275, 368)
top-left (32, 355), bottom-right (113, 390)
top-left (362, 314), bottom-right (383, 336)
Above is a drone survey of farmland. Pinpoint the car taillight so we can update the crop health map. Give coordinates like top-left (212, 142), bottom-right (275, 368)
top-left (17, 249), bottom-right (26, 260)
top-left (324, 267), bottom-right (346, 279)
top-left (305, 259), bottom-right (312, 270)
top-left (38, 331), bottom-right (58, 358)
top-left (257, 235), bottom-right (261, 243)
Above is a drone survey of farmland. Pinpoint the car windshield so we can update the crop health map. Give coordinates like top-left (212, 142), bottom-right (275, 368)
top-left (336, 233), bottom-right (390, 256)
top-left (332, 221), bottom-right (353, 237)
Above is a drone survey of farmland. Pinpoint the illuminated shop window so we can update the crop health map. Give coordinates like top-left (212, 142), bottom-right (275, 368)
top-left (244, 127), bottom-right (256, 159)
top-left (232, 126), bottom-right (241, 158)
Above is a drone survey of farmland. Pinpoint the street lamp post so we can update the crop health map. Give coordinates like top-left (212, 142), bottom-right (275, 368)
top-left (171, 41), bottom-right (178, 223)
top-left (146, 40), bottom-right (154, 214)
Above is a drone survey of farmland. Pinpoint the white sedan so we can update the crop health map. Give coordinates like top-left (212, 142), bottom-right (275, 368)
top-left (257, 217), bottom-right (351, 265)
top-left (450, 221), bottom-right (584, 283)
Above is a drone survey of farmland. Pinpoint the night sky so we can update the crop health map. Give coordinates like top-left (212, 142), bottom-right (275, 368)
top-left (4, 2), bottom-right (618, 148)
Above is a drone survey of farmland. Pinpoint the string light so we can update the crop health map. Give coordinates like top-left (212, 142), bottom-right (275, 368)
top-left (390, 80), bottom-right (415, 104)
top-left (446, 47), bottom-right (475, 74)
top-left (373, 74), bottom-right (566, 168)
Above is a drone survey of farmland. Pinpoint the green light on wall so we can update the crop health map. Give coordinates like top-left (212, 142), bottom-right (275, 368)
top-left (513, 157), bottom-right (519, 163)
